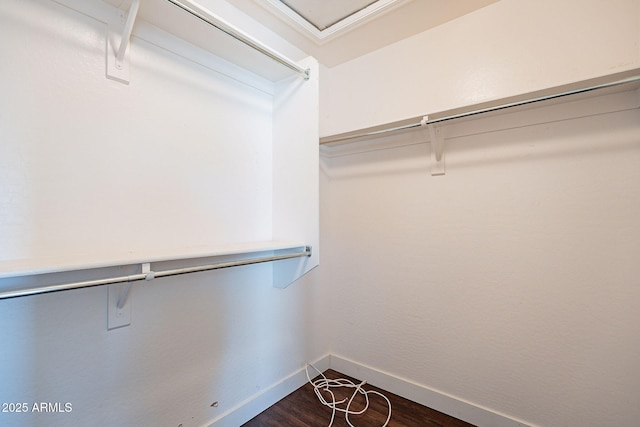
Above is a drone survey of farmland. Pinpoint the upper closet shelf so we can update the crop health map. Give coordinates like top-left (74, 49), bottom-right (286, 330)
top-left (104, 0), bottom-right (310, 83)
top-left (320, 71), bottom-right (640, 146)
top-left (319, 71), bottom-right (640, 174)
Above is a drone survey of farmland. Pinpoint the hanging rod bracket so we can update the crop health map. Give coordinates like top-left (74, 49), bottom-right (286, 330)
top-left (106, 0), bottom-right (140, 84)
top-left (108, 261), bottom-right (150, 330)
top-left (143, 262), bottom-right (156, 281)
top-left (422, 116), bottom-right (446, 176)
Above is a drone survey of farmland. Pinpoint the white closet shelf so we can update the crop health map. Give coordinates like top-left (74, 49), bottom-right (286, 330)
top-left (0, 241), bottom-right (309, 279)
top-left (102, 0), bottom-right (309, 82)
top-left (320, 70), bottom-right (640, 146)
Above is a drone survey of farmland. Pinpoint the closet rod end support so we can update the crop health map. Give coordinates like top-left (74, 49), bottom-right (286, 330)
top-left (424, 118), bottom-right (446, 176)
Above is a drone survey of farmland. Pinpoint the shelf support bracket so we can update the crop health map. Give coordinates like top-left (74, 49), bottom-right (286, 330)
top-left (106, 0), bottom-right (140, 84)
top-left (116, 262), bottom-right (153, 309)
top-left (421, 116), bottom-right (446, 176)
top-left (108, 262), bottom-right (154, 330)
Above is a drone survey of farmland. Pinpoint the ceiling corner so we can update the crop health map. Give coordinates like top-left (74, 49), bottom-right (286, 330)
top-left (254, 0), bottom-right (413, 45)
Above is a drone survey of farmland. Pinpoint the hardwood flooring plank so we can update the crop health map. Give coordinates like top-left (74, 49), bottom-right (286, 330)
top-left (242, 369), bottom-right (476, 427)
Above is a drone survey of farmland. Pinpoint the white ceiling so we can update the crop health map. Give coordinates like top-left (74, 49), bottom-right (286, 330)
top-left (226, 0), bottom-right (500, 66)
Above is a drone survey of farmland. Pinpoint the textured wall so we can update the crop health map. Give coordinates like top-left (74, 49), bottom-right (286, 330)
top-left (319, 93), bottom-right (640, 426)
top-left (0, 0), bottom-right (274, 261)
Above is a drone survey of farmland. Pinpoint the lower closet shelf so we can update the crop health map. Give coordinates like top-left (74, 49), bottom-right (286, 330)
top-left (0, 242), bottom-right (311, 299)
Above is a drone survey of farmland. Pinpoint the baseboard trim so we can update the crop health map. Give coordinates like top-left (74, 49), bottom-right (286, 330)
top-left (330, 354), bottom-right (533, 427)
top-left (204, 354), bottom-right (331, 427)
top-left (205, 353), bottom-right (534, 427)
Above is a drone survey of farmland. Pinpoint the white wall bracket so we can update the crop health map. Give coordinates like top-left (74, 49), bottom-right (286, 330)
top-left (107, 262), bottom-right (154, 330)
top-left (421, 116), bottom-right (446, 176)
top-left (107, 281), bottom-right (132, 330)
top-left (106, 0), bottom-right (140, 84)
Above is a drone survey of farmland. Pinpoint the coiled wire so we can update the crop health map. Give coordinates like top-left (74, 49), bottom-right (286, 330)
top-left (305, 363), bottom-right (392, 427)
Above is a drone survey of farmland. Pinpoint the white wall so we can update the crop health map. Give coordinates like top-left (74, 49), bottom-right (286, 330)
top-left (0, 0), bottom-right (324, 426)
top-left (321, 0), bottom-right (640, 136)
top-left (318, 3), bottom-right (640, 423)
top-left (319, 89), bottom-right (640, 426)
top-left (0, 0), bottom-right (277, 263)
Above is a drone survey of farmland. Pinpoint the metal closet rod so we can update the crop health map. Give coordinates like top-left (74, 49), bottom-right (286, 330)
top-left (320, 74), bottom-right (640, 144)
top-left (165, 0), bottom-right (310, 79)
top-left (0, 247), bottom-right (312, 300)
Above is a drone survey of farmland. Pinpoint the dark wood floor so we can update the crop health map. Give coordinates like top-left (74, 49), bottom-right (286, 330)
top-left (242, 369), bottom-right (476, 427)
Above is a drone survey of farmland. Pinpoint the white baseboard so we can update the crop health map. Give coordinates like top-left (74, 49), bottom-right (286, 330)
top-left (204, 354), bottom-right (331, 427)
top-left (330, 354), bottom-right (534, 427)
top-left (205, 353), bottom-right (534, 427)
